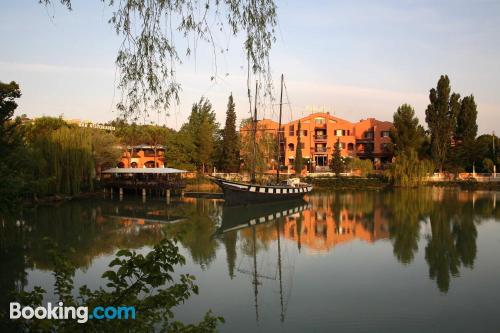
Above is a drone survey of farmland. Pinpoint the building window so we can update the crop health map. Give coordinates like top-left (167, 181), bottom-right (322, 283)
top-left (300, 143), bottom-right (305, 149)
top-left (364, 131), bottom-right (374, 139)
top-left (347, 143), bottom-right (354, 151)
top-left (288, 143), bottom-right (295, 151)
top-left (314, 118), bottom-right (325, 125)
top-left (289, 125), bottom-right (294, 136)
top-left (335, 129), bottom-right (343, 136)
top-left (381, 143), bottom-right (390, 151)
top-left (381, 131), bottom-right (390, 138)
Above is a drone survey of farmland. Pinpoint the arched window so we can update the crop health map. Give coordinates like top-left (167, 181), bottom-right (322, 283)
top-left (131, 162), bottom-right (138, 168)
top-left (117, 162), bottom-right (125, 168)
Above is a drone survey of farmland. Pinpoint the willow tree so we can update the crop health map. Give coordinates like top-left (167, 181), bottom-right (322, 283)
top-left (40, 0), bottom-right (278, 121)
top-left (240, 118), bottom-right (276, 179)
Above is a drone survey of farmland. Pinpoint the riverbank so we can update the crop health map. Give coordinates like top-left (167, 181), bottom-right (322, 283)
top-left (306, 176), bottom-right (389, 190)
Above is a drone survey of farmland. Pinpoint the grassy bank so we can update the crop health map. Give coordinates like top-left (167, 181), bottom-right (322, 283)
top-left (428, 180), bottom-right (500, 191)
top-left (306, 176), bottom-right (389, 190)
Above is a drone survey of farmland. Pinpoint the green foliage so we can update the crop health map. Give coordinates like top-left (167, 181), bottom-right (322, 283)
top-left (219, 94), bottom-right (240, 172)
top-left (425, 75), bottom-right (460, 172)
top-left (482, 158), bottom-right (494, 173)
top-left (13, 239), bottom-right (223, 332)
top-left (456, 95), bottom-right (478, 143)
top-left (41, 0), bottom-right (277, 121)
top-left (294, 121), bottom-right (304, 174)
top-left (387, 150), bottom-right (434, 187)
top-left (390, 104), bottom-right (426, 155)
top-left (0, 81), bottom-right (35, 211)
top-left (345, 157), bottom-right (373, 177)
top-left (330, 138), bottom-right (344, 176)
top-left (180, 98), bottom-right (219, 172)
top-left (240, 118), bottom-right (277, 178)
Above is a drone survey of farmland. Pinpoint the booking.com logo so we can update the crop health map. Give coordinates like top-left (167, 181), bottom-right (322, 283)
top-left (10, 302), bottom-right (136, 323)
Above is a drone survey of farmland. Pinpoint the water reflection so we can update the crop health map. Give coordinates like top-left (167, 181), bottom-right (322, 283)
top-left (1, 189), bottom-right (499, 330)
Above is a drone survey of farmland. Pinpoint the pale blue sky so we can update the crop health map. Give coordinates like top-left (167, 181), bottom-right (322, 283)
top-left (1, 0), bottom-right (499, 133)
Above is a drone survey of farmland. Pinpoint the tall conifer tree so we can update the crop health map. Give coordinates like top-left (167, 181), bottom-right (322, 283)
top-left (425, 75), bottom-right (460, 172)
top-left (220, 94), bottom-right (240, 172)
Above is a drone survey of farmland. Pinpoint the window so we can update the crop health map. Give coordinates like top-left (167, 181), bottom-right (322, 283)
top-left (381, 131), bottom-right (390, 137)
top-left (300, 143), bottom-right (305, 149)
top-left (347, 143), bottom-right (354, 151)
top-left (288, 143), bottom-right (295, 151)
top-left (303, 130), bottom-right (308, 136)
top-left (335, 129), bottom-right (343, 136)
top-left (314, 118), bottom-right (325, 125)
top-left (364, 131), bottom-right (374, 139)
top-left (381, 143), bottom-right (390, 151)
top-left (289, 124), bottom-right (294, 136)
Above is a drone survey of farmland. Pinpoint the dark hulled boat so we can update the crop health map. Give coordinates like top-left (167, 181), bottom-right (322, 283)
top-left (209, 176), bottom-right (313, 206)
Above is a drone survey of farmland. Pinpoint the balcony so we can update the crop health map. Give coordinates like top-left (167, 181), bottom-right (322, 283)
top-left (314, 146), bottom-right (327, 153)
top-left (314, 123), bottom-right (327, 129)
top-left (314, 134), bottom-right (328, 141)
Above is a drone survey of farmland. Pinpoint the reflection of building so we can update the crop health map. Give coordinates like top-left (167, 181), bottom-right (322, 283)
top-left (282, 205), bottom-right (389, 254)
top-left (237, 194), bottom-right (390, 254)
top-left (246, 112), bottom-right (394, 172)
top-left (118, 144), bottom-right (166, 168)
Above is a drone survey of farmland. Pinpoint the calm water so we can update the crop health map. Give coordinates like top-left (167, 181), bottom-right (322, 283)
top-left (1, 188), bottom-right (500, 332)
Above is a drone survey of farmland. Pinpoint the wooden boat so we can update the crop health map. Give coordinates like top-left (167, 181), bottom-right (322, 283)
top-left (211, 74), bottom-right (313, 206)
top-left (209, 176), bottom-right (312, 206)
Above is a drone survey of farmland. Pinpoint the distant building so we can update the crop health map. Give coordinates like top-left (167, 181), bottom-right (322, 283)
top-left (246, 112), bottom-right (394, 172)
top-left (118, 145), bottom-right (166, 168)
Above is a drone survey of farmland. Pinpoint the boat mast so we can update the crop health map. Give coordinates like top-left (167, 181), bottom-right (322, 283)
top-left (277, 74), bottom-right (284, 183)
top-left (251, 81), bottom-right (258, 183)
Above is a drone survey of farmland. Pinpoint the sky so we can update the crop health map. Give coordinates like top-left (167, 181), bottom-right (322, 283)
top-left (1, 0), bottom-right (499, 133)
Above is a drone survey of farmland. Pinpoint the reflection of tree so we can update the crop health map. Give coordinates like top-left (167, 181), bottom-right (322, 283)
top-left (0, 216), bottom-right (28, 332)
top-left (424, 196), bottom-right (479, 293)
top-left (223, 231), bottom-right (237, 279)
top-left (164, 199), bottom-right (220, 268)
top-left (384, 189), bottom-right (433, 265)
top-left (425, 208), bottom-right (460, 293)
top-left (453, 202), bottom-right (477, 268)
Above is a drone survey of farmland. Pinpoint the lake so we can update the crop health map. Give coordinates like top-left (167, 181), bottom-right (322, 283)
top-left (1, 188), bottom-right (500, 332)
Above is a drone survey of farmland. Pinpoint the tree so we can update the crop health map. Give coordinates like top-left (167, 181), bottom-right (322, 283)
top-left (454, 95), bottom-right (478, 170)
top-left (0, 81), bottom-right (26, 211)
top-left (13, 239), bottom-right (223, 332)
top-left (456, 95), bottom-right (478, 143)
top-left (182, 98), bottom-right (219, 172)
top-left (483, 158), bottom-right (494, 173)
top-left (390, 104), bottom-right (426, 155)
top-left (219, 94), bottom-right (240, 172)
top-left (330, 138), bottom-right (344, 176)
top-left (90, 130), bottom-right (122, 178)
top-left (425, 75), bottom-right (461, 172)
top-left (240, 118), bottom-right (276, 178)
top-left (40, 1), bottom-right (278, 121)
top-left (387, 150), bottom-right (434, 187)
top-left (294, 121), bottom-right (304, 174)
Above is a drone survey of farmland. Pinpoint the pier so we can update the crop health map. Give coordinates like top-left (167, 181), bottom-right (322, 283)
top-left (101, 167), bottom-right (187, 202)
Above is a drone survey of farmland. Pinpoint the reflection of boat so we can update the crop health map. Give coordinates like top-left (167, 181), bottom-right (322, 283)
top-left (216, 199), bottom-right (310, 234)
top-left (217, 199), bottom-right (304, 323)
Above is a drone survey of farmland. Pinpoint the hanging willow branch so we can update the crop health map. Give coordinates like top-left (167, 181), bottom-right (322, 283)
top-left (39, 0), bottom-right (277, 121)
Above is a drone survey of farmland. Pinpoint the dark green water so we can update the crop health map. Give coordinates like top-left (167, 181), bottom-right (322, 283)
top-left (1, 188), bottom-right (500, 332)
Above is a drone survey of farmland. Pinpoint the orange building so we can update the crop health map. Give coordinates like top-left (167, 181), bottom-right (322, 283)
top-left (118, 144), bottom-right (166, 168)
top-left (250, 112), bottom-right (393, 172)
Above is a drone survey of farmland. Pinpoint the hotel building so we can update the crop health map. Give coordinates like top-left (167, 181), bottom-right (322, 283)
top-left (253, 112), bottom-right (394, 172)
